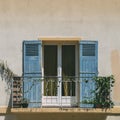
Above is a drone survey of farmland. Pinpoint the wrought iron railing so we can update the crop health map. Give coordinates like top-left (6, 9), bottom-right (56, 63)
top-left (12, 76), bottom-right (98, 108)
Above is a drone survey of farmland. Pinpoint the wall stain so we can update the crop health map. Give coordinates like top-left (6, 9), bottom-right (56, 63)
top-left (111, 50), bottom-right (120, 103)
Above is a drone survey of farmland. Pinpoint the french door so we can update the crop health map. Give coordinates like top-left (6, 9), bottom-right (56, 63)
top-left (23, 40), bottom-right (98, 108)
top-left (42, 43), bottom-right (77, 106)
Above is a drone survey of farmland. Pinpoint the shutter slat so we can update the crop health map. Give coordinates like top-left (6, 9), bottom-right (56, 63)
top-left (82, 44), bottom-right (95, 56)
top-left (26, 44), bottom-right (38, 56)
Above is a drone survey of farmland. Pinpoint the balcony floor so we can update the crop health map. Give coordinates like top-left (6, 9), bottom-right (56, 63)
top-left (1, 107), bottom-right (120, 114)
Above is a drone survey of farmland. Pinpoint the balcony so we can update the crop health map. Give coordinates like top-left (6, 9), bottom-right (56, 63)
top-left (0, 76), bottom-right (118, 120)
top-left (11, 75), bottom-right (114, 109)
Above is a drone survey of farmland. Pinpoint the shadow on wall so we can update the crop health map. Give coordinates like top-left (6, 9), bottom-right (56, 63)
top-left (0, 86), bottom-right (13, 120)
top-left (2, 113), bottom-right (108, 120)
top-left (0, 76), bottom-right (13, 120)
top-left (4, 93), bottom-right (12, 120)
top-left (111, 50), bottom-right (120, 104)
top-left (0, 78), bottom-right (11, 108)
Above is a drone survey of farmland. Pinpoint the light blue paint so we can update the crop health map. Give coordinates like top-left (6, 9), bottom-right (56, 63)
top-left (79, 41), bottom-right (98, 108)
top-left (23, 40), bottom-right (42, 108)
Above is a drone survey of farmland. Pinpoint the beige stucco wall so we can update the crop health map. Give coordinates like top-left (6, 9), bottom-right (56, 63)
top-left (0, 0), bottom-right (120, 105)
top-left (0, 76), bottom-right (11, 107)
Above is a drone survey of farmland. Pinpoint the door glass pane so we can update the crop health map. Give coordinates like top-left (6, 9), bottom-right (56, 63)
top-left (44, 45), bottom-right (57, 96)
top-left (62, 45), bottom-right (75, 96)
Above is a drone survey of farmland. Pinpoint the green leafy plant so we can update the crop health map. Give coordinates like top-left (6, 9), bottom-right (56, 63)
top-left (93, 75), bottom-right (115, 108)
top-left (21, 98), bottom-right (29, 108)
top-left (0, 60), bottom-right (14, 87)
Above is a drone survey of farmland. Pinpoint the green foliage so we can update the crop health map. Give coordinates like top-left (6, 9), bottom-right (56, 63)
top-left (93, 75), bottom-right (115, 108)
top-left (21, 98), bottom-right (29, 108)
top-left (0, 60), bottom-right (14, 87)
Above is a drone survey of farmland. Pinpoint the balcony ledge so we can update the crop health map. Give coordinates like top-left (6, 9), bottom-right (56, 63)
top-left (1, 107), bottom-right (120, 114)
top-left (10, 107), bottom-right (120, 114)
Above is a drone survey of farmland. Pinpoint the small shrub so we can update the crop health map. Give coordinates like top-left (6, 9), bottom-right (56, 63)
top-left (93, 75), bottom-right (115, 108)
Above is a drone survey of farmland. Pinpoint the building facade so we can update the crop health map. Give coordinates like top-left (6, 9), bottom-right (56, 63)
top-left (0, 0), bottom-right (120, 120)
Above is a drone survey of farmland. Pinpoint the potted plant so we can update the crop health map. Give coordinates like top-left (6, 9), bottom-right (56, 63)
top-left (21, 98), bottom-right (29, 108)
top-left (93, 75), bottom-right (115, 108)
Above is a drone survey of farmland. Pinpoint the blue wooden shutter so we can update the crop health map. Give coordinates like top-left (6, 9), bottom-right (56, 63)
top-left (23, 40), bottom-right (42, 108)
top-left (79, 41), bottom-right (98, 107)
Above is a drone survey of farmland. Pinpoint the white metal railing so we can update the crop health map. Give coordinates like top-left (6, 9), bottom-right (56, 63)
top-left (11, 76), bottom-right (98, 108)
